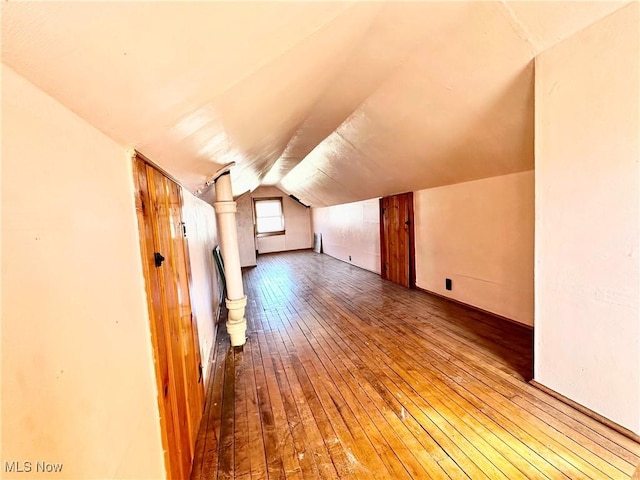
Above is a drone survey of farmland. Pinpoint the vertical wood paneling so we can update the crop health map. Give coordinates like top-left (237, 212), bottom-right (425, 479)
top-left (133, 156), bottom-right (205, 480)
top-left (133, 157), bottom-right (183, 480)
top-left (379, 197), bottom-right (388, 280)
top-left (148, 166), bottom-right (193, 477)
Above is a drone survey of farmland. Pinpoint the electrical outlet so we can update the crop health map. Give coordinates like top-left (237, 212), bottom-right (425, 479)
top-left (349, 255), bottom-right (352, 261)
top-left (445, 278), bottom-right (452, 290)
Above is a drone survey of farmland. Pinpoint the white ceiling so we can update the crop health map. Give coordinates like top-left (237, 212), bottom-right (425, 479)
top-left (1, 1), bottom-right (628, 206)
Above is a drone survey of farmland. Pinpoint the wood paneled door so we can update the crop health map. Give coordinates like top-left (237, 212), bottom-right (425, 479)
top-left (132, 155), bottom-right (205, 480)
top-left (380, 192), bottom-right (415, 288)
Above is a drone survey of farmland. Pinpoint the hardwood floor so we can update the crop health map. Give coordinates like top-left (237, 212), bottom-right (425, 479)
top-left (191, 250), bottom-right (640, 480)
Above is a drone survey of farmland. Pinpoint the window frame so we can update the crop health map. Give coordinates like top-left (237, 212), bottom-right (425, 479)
top-left (253, 197), bottom-right (286, 237)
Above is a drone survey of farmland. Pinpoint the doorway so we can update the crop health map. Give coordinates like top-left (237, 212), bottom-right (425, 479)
top-left (380, 192), bottom-right (415, 288)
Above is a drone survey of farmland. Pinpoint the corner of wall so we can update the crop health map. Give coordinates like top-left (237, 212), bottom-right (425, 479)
top-left (533, 3), bottom-right (639, 434)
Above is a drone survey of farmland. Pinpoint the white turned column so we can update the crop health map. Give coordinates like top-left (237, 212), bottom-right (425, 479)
top-left (213, 172), bottom-right (247, 347)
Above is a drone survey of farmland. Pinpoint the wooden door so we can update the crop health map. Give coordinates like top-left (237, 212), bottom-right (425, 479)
top-left (133, 155), bottom-right (204, 480)
top-left (380, 192), bottom-right (415, 288)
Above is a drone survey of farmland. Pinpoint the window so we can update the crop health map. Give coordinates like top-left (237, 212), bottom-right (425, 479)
top-left (254, 197), bottom-right (285, 236)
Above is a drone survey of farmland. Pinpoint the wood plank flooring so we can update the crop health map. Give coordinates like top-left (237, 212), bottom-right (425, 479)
top-left (191, 250), bottom-right (640, 480)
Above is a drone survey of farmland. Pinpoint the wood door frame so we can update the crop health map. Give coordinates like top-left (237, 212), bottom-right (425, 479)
top-left (408, 193), bottom-right (416, 288)
top-left (379, 192), bottom-right (416, 288)
top-left (379, 197), bottom-right (386, 280)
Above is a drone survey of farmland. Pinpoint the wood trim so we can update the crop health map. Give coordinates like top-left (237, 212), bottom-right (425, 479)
top-left (257, 248), bottom-right (314, 257)
top-left (215, 299), bottom-right (222, 324)
top-left (256, 230), bottom-right (286, 238)
top-left (407, 191), bottom-right (416, 288)
top-left (414, 285), bottom-right (533, 330)
top-left (133, 150), bottom-right (186, 191)
top-left (529, 380), bottom-right (640, 444)
top-left (320, 253), bottom-right (380, 275)
top-left (133, 151), bottom-right (234, 200)
top-left (379, 197), bottom-right (386, 280)
top-left (200, 303), bottom-right (221, 399)
top-left (253, 196), bottom-right (286, 237)
top-left (204, 314), bottom-right (220, 395)
top-left (253, 196), bottom-right (284, 202)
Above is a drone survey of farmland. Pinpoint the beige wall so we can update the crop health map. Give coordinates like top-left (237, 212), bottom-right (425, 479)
top-left (1, 65), bottom-right (165, 478)
top-left (236, 192), bottom-right (257, 267)
top-left (414, 171), bottom-right (535, 326)
top-left (534, 4), bottom-right (639, 435)
top-left (182, 191), bottom-right (222, 382)
top-left (236, 186), bottom-right (312, 257)
top-left (311, 198), bottom-right (381, 274)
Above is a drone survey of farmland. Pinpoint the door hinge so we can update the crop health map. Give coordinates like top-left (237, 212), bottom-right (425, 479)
top-left (198, 363), bottom-right (203, 383)
top-left (181, 222), bottom-right (187, 238)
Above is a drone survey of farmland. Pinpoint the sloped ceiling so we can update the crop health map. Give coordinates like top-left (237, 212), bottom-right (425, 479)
top-left (1, 1), bottom-right (629, 206)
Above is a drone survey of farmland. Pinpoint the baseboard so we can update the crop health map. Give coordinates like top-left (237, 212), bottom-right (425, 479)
top-left (203, 334), bottom-right (217, 395)
top-left (257, 247), bottom-right (314, 256)
top-left (204, 302), bottom-right (224, 394)
top-left (529, 380), bottom-right (640, 443)
top-left (320, 252), bottom-right (381, 276)
top-left (215, 299), bottom-right (222, 324)
top-left (414, 286), bottom-right (533, 330)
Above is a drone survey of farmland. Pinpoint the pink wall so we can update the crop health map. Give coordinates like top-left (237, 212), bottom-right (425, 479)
top-left (534, 3), bottom-right (639, 434)
top-left (236, 186), bottom-right (312, 259)
top-left (311, 198), bottom-right (381, 274)
top-left (182, 191), bottom-right (222, 381)
top-left (414, 172), bottom-right (535, 326)
top-left (1, 65), bottom-right (165, 478)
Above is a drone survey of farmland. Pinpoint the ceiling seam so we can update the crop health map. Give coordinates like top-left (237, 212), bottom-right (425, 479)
top-left (498, 1), bottom-right (539, 58)
top-left (223, 2), bottom-right (385, 192)
top-left (261, 3), bottom-right (388, 185)
top-left (544, 0), bottom-right (636, 54)
top-left (148, 2), bottom-right (364, 181)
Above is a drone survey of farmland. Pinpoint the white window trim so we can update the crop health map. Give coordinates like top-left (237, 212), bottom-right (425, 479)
top-left (254, 197), bottom-right (286, 237)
